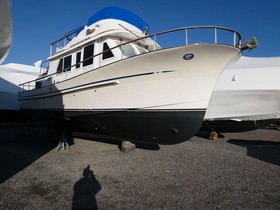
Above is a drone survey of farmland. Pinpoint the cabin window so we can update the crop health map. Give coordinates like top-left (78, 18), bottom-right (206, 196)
top-left (83, 44), bottom-right (94, 66)
top-left (116, 40), bottom-right (137, 58)
top-left (121, 43), bottom-right (136, 57)
top-left (57, 55), bottom-right (72, 73)
top-left (57, 58), bottom-right (63, 73)
top-left (102, 42), bottom-right (114, 60)
top-left (64, 55), bottom-right (72, 71)
top-left (76, 51), bottom-right (81, 68)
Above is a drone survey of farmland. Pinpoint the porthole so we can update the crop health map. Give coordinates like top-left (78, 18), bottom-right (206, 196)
top-left (183, 53), bottom-right (194, 60)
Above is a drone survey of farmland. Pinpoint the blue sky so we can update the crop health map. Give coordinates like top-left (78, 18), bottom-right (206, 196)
top-left (4, 0), bottom-right (280, 65)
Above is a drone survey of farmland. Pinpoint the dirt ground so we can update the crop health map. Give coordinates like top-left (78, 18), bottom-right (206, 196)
top-left (0, 123), bottom-right (279, 210)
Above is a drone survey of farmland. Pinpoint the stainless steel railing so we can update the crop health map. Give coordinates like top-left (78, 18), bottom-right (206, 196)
top-left (19, 26), bottom-right (242, 93)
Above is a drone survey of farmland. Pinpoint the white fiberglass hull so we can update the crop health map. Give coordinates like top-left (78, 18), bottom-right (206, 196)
top-left (205, 90), bottom-right (280, 121)
top-left (203, 56), bottom-right (280, 132)
top-left (0, 63), bottom-right (39, 111)
top-left (0, 0), bottom-right (12, 64)
top-left (20, 44), bottom-right (241, 144)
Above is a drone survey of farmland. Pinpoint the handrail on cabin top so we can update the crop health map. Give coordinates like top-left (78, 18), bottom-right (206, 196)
top-left (19, 26), bottom-right (242, 93)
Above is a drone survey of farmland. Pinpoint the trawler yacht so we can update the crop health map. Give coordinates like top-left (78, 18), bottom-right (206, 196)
top-left (18, 7), bottom-right (255, 144)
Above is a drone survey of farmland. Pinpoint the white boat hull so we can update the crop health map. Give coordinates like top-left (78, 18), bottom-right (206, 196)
top-left (0, 0), bottom-right (12, 64)
top-left (20, 44), bottom-right (241, 144)
top-left (205, 89), bottom-right (280, 121)
top-left (203, 56), bottom-right (280, 132)
top-left (0, 64), bottom-right (39, 110)
top-left (0, 64), bottom-right (39, 121)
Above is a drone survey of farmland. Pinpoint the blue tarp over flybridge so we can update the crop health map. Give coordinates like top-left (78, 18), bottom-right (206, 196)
top-left (87, 7), bottom-right (149, 32)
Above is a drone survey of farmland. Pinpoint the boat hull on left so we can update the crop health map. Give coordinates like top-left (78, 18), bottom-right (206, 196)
top-left (0, 0), bottom-right (12, 64)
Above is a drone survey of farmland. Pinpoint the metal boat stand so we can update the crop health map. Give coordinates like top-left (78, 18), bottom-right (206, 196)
top-left (56, 132), bottom-right (70, 151)
top-left (209, 131), bottom-right (218, 140)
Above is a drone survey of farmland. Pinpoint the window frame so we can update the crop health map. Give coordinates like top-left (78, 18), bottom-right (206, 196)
top-left (76, 51), bottom-right (81, 69)
top-left (63, 55), bottom-right (72, 72)
top-left (102, 42), bottom-right (114, 60)
top-left (83, 43), bottom-right (94, 67)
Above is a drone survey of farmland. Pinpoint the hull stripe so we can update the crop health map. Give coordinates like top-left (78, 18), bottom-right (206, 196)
top-left (19, 71), bottom-right (157, 100)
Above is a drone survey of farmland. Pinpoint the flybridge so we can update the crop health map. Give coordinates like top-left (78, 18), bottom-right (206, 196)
top-left (87, 7), bottom-right (149, 32)
top-left (49, 7), bottom-right (150, 57)
top-left (50, 26), bottom-right (84, 56)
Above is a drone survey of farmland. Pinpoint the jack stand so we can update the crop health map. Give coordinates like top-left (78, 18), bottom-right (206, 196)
top-left (209, 131), bottom-right (218, 140)
top-left (56, 132), bottom-right (70, 151)
top-left (121, 141), bottom-right (136, 153)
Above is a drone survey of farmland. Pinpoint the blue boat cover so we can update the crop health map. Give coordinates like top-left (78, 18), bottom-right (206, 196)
top-left (87, 7), bottom-right (149, 32)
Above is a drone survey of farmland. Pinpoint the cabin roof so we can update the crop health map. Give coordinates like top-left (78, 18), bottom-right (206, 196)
top-left (87, 7), bottom-right (149, 32)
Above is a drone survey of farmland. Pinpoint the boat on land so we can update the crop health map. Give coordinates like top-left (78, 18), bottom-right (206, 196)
top-left (202, 56), bottom-right (280, 132)
top-left (0, 0), bottom-right (12, 64)
top-left (18, 7), bottom-right (256, 144)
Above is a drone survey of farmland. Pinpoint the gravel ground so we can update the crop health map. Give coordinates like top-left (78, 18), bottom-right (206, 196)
top-left (0, 123), bottom-right (279, 210)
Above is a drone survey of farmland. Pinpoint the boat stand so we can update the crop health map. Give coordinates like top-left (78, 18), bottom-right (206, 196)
top-left (121, 141), bottom-right (136, 153)
top-left (56, 132), bottom-right (70, 151)
top-left (209, 131), bottom-right (218, 140)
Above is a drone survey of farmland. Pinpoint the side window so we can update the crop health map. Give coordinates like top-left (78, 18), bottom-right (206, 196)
top-left (83, 44), bottom-right (94, 66)
top-left (57, 58), bottom-right (63, 73)
top-left (121, 44), bottom-right (136, 57)
top-left (64, 55), bottom-right (72, 72)
top-left (102, 42), bottom-right (114, 60)
top-left (57, 55), bottom-right (72, 73)
top-left (76, 51), bottom-right (81, 68)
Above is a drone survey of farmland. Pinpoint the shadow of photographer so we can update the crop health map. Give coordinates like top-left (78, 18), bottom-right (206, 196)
top-left (72, 165), bottom-right (101, 210)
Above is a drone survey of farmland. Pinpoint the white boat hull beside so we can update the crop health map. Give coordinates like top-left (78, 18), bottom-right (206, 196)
top-left (203, 56), bottom-right (280, 132)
